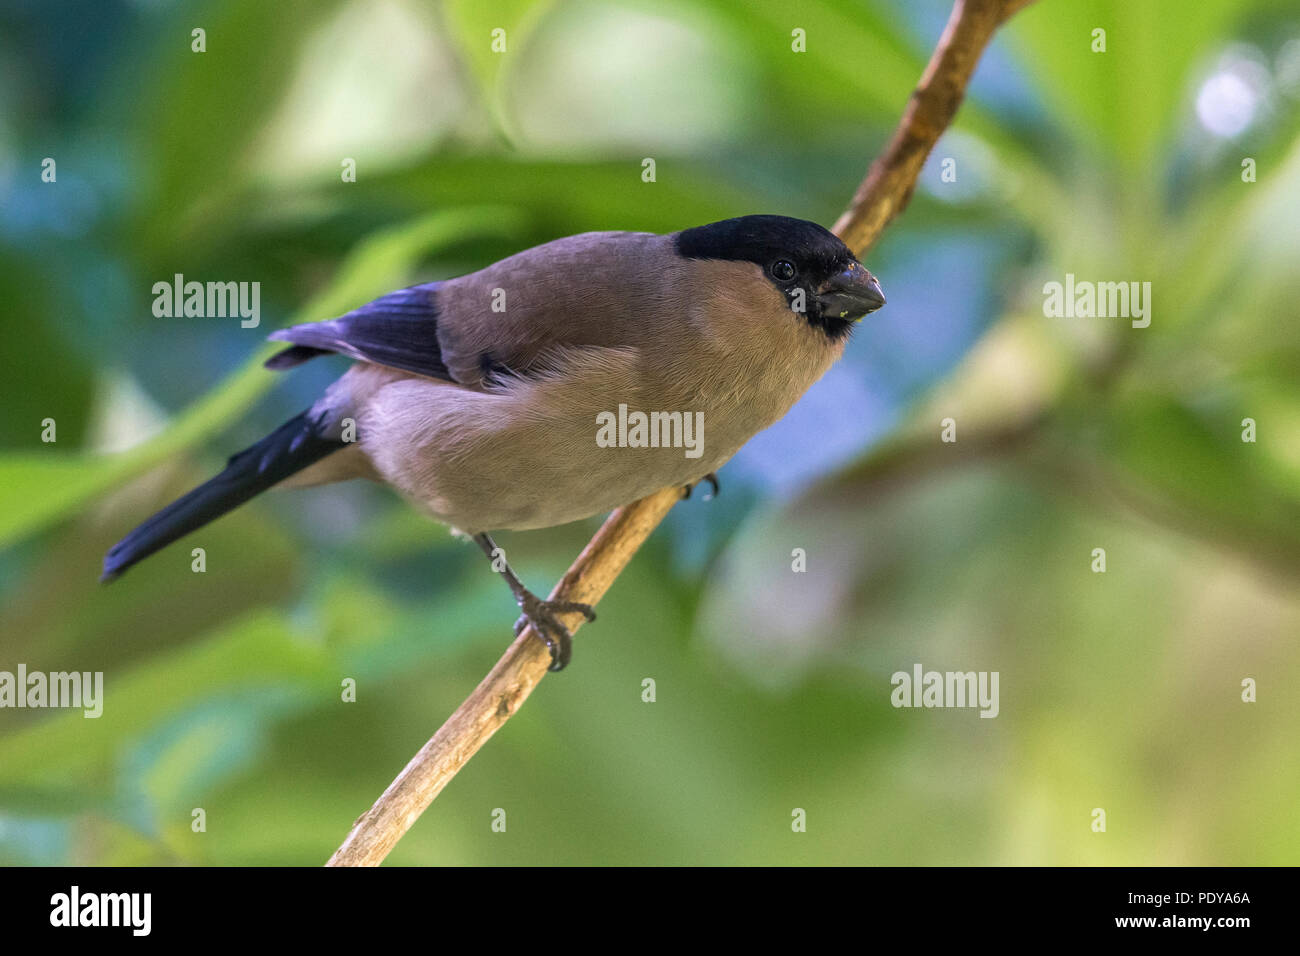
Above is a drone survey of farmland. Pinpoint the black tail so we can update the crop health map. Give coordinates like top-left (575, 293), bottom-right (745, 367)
top-left (101, 410), bottom-right (344, 582)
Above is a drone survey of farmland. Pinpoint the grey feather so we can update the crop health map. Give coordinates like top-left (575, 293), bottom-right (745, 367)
top-left (267, 283), bottom-right (452, 381)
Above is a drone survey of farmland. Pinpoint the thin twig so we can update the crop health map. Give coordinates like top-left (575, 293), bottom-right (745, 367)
top-left (833, 0), bottom-right (1035, 253)
top-left (326, 0), bottom-right (1035, 867)
top-left (326, 488), bottom-right (680, 866)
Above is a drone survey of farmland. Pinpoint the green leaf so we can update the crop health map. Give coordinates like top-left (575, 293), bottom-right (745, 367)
top-left (443, 0), bottom-right (555, 142)
top-left (1009, 0), bottom-right (1246, 170)
top-left (0, 206), bottom-right (524, 550)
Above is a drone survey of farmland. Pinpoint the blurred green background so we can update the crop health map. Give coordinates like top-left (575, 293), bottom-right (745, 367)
top-left (1, 0), bottom-right (1298, 865)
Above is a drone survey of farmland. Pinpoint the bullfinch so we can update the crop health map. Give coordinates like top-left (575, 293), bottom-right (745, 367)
top-left (102, 214), bottom-right (886, 668)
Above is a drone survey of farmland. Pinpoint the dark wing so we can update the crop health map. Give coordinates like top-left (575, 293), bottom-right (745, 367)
top-left (265, 283), bottom-right (453, 381)
top-left (102, 408), bottom-right (344, 582)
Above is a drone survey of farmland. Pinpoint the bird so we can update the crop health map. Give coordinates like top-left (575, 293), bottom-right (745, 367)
top-left (101, 214), bottom-right (885, 669)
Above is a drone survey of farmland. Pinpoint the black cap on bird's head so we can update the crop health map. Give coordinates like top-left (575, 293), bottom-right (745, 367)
top-left (674, 214), bottom-right (885, 338)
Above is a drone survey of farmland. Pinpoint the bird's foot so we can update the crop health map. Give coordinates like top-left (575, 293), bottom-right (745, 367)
top-left (512, 591), bottom-right (596, 672)
top-left (681, 472), bottom-right (720, 500)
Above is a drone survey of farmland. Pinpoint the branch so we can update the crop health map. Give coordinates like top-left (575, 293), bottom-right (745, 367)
top-left (326, 489), bottom-right (680, 866)
top-left (833, 0), bottom-right (1035, 253)
top-left (326, 0), bottom-right (1035, 867)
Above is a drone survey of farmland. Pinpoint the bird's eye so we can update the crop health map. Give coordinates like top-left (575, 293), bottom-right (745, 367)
top-left (771, 260), bottom-right (797, 281)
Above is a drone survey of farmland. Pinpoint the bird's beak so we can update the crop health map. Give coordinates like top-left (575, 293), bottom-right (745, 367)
top-left (816, 262), bottom-right (886, 321)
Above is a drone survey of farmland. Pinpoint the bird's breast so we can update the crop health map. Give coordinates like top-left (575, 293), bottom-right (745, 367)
top-left (353, 300), bottom-right (841, 532)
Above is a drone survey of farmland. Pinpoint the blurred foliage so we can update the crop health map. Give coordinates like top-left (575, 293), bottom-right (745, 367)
top-left (0, 0), bottom-right (1297, 865)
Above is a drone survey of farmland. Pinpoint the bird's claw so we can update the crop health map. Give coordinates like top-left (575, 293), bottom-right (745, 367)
top-left (513, 594), bottom-right (596, 671)
top-left (681, 472), bottom-right (720, 500)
